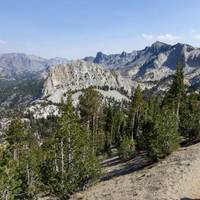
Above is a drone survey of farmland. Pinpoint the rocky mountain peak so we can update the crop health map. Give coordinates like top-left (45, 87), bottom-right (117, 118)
top-left (120, 51), bottom-right (127, 57)
top-left (151, 41), bottom-right (168, 48)
top-left (93, 52), bottom-right (106, 63)
top-left (149, 41), bottom-right (171, 54)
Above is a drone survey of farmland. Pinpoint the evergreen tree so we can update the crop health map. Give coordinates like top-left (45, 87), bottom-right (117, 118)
top-left (179, 93), bottom-right (200, 140)
top-left (162, 58), bottom-right (185, 127)
top-left (79, 87), bottom-right (103, 153)
top-left (142, 108), bottom-right (179, 160)
top-left (128, 85), bottom-right (143, 141)
top-left (1, 118), bottom-right (40, 199)
top-left (6, 118), bottom-right (27, 161)
top-left (112, 106), bottom-right (127, 146)
top-left (118, 135), bottom-right (135, 160)
top-left (103, 105), bottom-right (114, 153)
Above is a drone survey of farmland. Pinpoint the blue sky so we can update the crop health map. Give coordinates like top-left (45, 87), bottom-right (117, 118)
top-left (0, 0), bottom-right (200, 59)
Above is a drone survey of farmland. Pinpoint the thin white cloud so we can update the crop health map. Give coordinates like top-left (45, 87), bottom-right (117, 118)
top-left (190, 29), bottom-right (197, 34)
top-left (142, 33), bottom-right (179, 42)
top-left (142, 34), bottom-right (154, 41)
top-left (194, 34), bottom-right (200, 40)
top-left (0, 40), bottom-right (6, 44)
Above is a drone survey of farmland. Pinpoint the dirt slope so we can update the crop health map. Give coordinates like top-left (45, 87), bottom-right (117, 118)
top-left (71, 143), bottom-right (200, 200)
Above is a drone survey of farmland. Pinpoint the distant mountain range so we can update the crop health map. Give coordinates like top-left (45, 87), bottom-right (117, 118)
top-left (0, 53), bottom-right (69, 80)
top-left (1, 41), bottom-right (200, 108)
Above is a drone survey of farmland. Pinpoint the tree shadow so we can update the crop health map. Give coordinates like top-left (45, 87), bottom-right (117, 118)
top-left (101, 152), bottom-right (153, 182)
top-left (180, 139), bottom-right (200, 147)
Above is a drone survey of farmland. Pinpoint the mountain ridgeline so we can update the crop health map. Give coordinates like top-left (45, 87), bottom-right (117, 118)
top-left (83, 42), bottom-right (200, 92)
top-left (44, 41), bottom-right (200, 103)
top-left (0, 53), bottom-right (69, 80)
top-left (1, 41), bottom-right (200, 108)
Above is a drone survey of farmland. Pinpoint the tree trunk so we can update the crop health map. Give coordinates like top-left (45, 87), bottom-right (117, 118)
top-left (13, 148), bottom-right (18, 160)
top-left (110, 122), bottom-right (113, 146)
top-left (54, 151), bottom-right (59, 172)
top-left (135, 109), bottom-right (140, 138)
top-left (3, 188), bottom-right (8, 200)
top-left (60, 138), bottom-right (64, 186)
top-left (131, 112), bottom-right (136, 141)
top-left (68, 134), bottom-right (72, 168)
top-left (61, 138), bottom-right (64, 173)
top-left (92, 115), bottom-right (95, 154)
top-left (176, 100), bottom-right (180, 129)
top-left (27, 162), bottom-right (30, 186)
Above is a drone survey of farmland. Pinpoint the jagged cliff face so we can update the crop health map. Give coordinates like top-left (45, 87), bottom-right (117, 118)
top-left (84, 42), bottom-right (200, 91)
top-left (84, 51), bottom-right (137, 69)
top-left (43, 60), bottom-right (132, 101)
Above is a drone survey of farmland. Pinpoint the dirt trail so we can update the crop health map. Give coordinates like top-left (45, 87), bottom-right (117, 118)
top-left (71, 143), bottom-right (200, 200)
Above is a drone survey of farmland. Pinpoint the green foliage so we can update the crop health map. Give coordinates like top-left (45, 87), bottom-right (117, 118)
top-left (142, 108), bottom-right (179, 160)
top-left (0, 118), bottom-right (40, 199)
top-left (118, 136), bottom-right (135, 160)
top-left (0, 160), bottom-right (23, 200)
top-left (79, 87), bottom-right (104, 153)
top-left (179, 93), bottom-right (200, 140)
top-left (41, 94), bottom-right (101, 198)
top-left (79, 87), bottom-right (103, 125)
top-left (6, 118), bottom-right (27, 155)
top-left (163, 58), bottom-right (185, 107)
top-left (0, 78), bottom-right (44, 108)
top-left (103, 102), bottom-right (127, 155)
top-left (162, 59), bottom-right (185, 130)
top-left (127, 85), bottom-right (143, 142)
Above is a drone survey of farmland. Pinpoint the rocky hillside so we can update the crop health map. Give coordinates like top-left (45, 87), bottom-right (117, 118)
top-left (71, 142), bottom-right (200, 200)
top-left (42, 60), bottom-right (132, 103)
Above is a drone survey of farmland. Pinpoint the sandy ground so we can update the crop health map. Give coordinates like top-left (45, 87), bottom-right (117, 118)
top-left (71, 143), bottom-right (200, 200)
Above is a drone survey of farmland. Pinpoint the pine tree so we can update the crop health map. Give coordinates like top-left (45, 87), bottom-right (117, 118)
top-left (104, 105), bottom-right (114, 152)
top-left (6, 118), bottom-right (27, 161)
top-left (180, 93), bottom-right (200, 140)
top-left (79, 87), bottom-right (103, 153)
top-left (0, 118), bottom-right (40, 199)
top-left (128, 85), bottom-right (143, 141)
top-left (162, 58), bottom-right (185, 127)
top-left (142, 108), bottom-right (179, 160)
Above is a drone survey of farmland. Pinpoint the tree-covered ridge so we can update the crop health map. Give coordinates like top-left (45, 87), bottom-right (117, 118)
top-left (0, 78), bottom-right (44, 108)
top-left (1, 59), bottom-right (200, 199)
